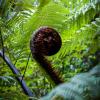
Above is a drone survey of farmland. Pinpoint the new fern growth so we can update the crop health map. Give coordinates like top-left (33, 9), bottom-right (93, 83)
top-left (30, 26), bottom-right (63, 85)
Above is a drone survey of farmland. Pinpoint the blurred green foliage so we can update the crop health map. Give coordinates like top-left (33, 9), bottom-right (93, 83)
top-left (0, 0), bottom-right (100, 99)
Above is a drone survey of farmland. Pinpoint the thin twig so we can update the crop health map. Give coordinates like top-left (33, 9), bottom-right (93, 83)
top-left (21, 52), bottom-right (31, 82)
top-left (0, 29), bottom-right (5, 58)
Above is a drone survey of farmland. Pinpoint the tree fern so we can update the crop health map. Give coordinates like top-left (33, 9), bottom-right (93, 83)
top-left (0, 0), bottom-right (100, 99)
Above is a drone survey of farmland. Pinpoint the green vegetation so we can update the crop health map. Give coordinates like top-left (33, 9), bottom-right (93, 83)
top-left (0, 0), bottom-right (100, 99)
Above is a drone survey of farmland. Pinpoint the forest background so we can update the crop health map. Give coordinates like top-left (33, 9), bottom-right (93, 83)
top-left (0, 0), bottom-right (100, 99)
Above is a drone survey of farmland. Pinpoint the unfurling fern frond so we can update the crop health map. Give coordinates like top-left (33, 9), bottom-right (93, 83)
top-left (40, 64), bottom-right (100, 100)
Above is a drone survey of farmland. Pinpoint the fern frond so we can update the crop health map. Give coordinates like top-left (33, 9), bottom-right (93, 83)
top-left (40, 64), bottom-right (100, 100)
top-left (55, 16), bottom-right (100, 61)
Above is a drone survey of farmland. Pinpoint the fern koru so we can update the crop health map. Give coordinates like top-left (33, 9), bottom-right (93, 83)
top-left (30, 26), bottom-right (63, 85)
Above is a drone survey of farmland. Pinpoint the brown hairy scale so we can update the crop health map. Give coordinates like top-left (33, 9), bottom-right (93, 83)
top-left (30, 26), bottom-right (63, 85)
